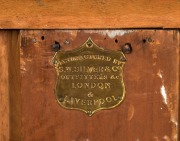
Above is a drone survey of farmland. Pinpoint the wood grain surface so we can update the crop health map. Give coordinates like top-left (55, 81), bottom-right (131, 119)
top-left (0, 31), bottom-right (10, 141)
top-left (0, 0), bottom-right (179, 29)
top-left (20, 30), bottom-right (179, 141)
top-left (0, 30), bottom-right (21, 141)
top-left (8, 31), bottom-right (21, 141)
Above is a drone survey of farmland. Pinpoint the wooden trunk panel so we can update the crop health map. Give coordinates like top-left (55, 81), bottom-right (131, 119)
top-left (20, 30), bottom-right (179, 141)
top-left (0, 30), bottom-right (21, 141)
top-left (0, 1), bottom-right (180, 28)
top-left (0, 31), bottom-right (10, 141)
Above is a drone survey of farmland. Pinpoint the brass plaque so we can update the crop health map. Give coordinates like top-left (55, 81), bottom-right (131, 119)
top-left (53, 38), bottom-right (126, 116)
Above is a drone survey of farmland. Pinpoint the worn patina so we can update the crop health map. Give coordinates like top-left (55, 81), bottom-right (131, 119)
top-left (53, 38), bottom-right (126, 116)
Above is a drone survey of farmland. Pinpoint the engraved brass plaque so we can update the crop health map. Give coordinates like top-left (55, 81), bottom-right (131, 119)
top-left (53, 38), bottom-right (126, 116)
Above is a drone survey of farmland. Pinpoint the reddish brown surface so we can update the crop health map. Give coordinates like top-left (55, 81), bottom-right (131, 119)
top-left (0, 31), bottom-right (10, 141)
top-left (0, 1), bottom-right (180, 28)
top-left (20, 30), bottom-right (179, 141)
top-left (0, 30), bottom-right (21, 141)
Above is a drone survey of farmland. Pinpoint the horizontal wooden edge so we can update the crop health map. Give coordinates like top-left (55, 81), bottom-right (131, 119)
top-left (0, 0), bottom-right (179, 29)
top-left (0, 15), bottom-right (180, 29)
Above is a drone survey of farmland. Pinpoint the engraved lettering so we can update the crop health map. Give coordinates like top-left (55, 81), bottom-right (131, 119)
top-left (72, 83), bottom-right (76, 88)
top-left (84, 75), bottom-right (88, 79)
top-left (99, 99), bottom-right (105, 105)
top-left (84, 83), bottom-right (90, 89)
top-left (74, 67), bottom-right (79, 72)
top-left (63, 95), bottom-right (121, 107)
top-left (64, 96), bottom-right (70, 104)
top-left (105, 83), bottom-right (111, 89)
top-left (98, 83), bottom-right (104, 90)
top-left (60, 74), bottom-right (108, 80)
top-left (110, 75), bottom-right (120, 79)
top-left (113, 59), bottom-right (122, 65)
top-left (60, 75), bottom-right (66, 79)
top-left (89, 75), bottom-right (93, 79)
top-left (112, 95), bottom-right (118, 101)
top-left (58, 55), bottom-right (112, 65)
top-left (71, 82), bottom-right (111, 89)
top-left (81, 100), bottom-right (86, 105)
top-left (104, 66), bottom-right (111, 72)
top-left (75, 98), bottom-right (80, 104)
top-left (106, 97), bottom-right (112, 103)
top-left (105, 57), bottom-right (111, 61)
top-left (77, 83), bottom-right (83, 88)
top-left (112, 66), bottom-right (122, 72)
top-left (87, 100), bottom-right (93, 105)
top-left (87, 92), bottom-right (93, 97)
top-left (93, 99), bottom-right (99, 105)
top-left (70, 97), bottom-right (74, 105)
top-left (58, 66), bottom-right (119, 73)
top-left (65, 67), bottom-right (72, 72)
top-left (59, 67), bottom-right (64, 72)
top-left (53, 38), bottom-right (126, 116)
top-left (91, 83), bottom-right (96, 89)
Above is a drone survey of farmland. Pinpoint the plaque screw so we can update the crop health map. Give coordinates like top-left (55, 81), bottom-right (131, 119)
top-left (59, 97), bottom-right (64, 102)
top-left (86, 41), bottom-right (93, 48)
top-left (52, 41), bottom-right (61, 52)
top-left (122, 43), bottom-right (132, 54)
top-left (87, 111), bottom-right (92, 116)
top-left (52, 59), bottom-right (57, 65)
top-left (120, 56), bottom-right (126, 62)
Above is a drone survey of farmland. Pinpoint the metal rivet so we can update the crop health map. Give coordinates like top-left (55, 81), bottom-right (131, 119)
top-left (121, 43), bottom-right (132, 54)
top-left (87, 41), bottom-right (93, 47)
top-left (59, 97), bottom-right (64, 102)
top-left (120, 56), bottom-right (126, 62)
top-left (52, 41), bottom-right (60, 52)
top-left (52, 60), bottom-right (56, 65)
top-left (87, 110), bottom-right (92, 116)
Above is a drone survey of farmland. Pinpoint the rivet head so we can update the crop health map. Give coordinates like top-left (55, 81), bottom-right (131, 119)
top-left (120, 56), bottom-right (126, 62)
top-left (59, 97), bottom-right (64, 102)
top-left (87, 110), bottom-right (92, 116)
top-left (52, 42), bottom-right (60, 52)
top-left (86, 41), bottom-right (93, 48)
top-left (122, 43), bottom-right (132, 54)
top-left (52, 59), bottom-right (57, 65)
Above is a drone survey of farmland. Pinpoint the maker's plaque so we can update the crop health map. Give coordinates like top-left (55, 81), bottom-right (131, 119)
top-left (53, 38), bottom-right (126, 116)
